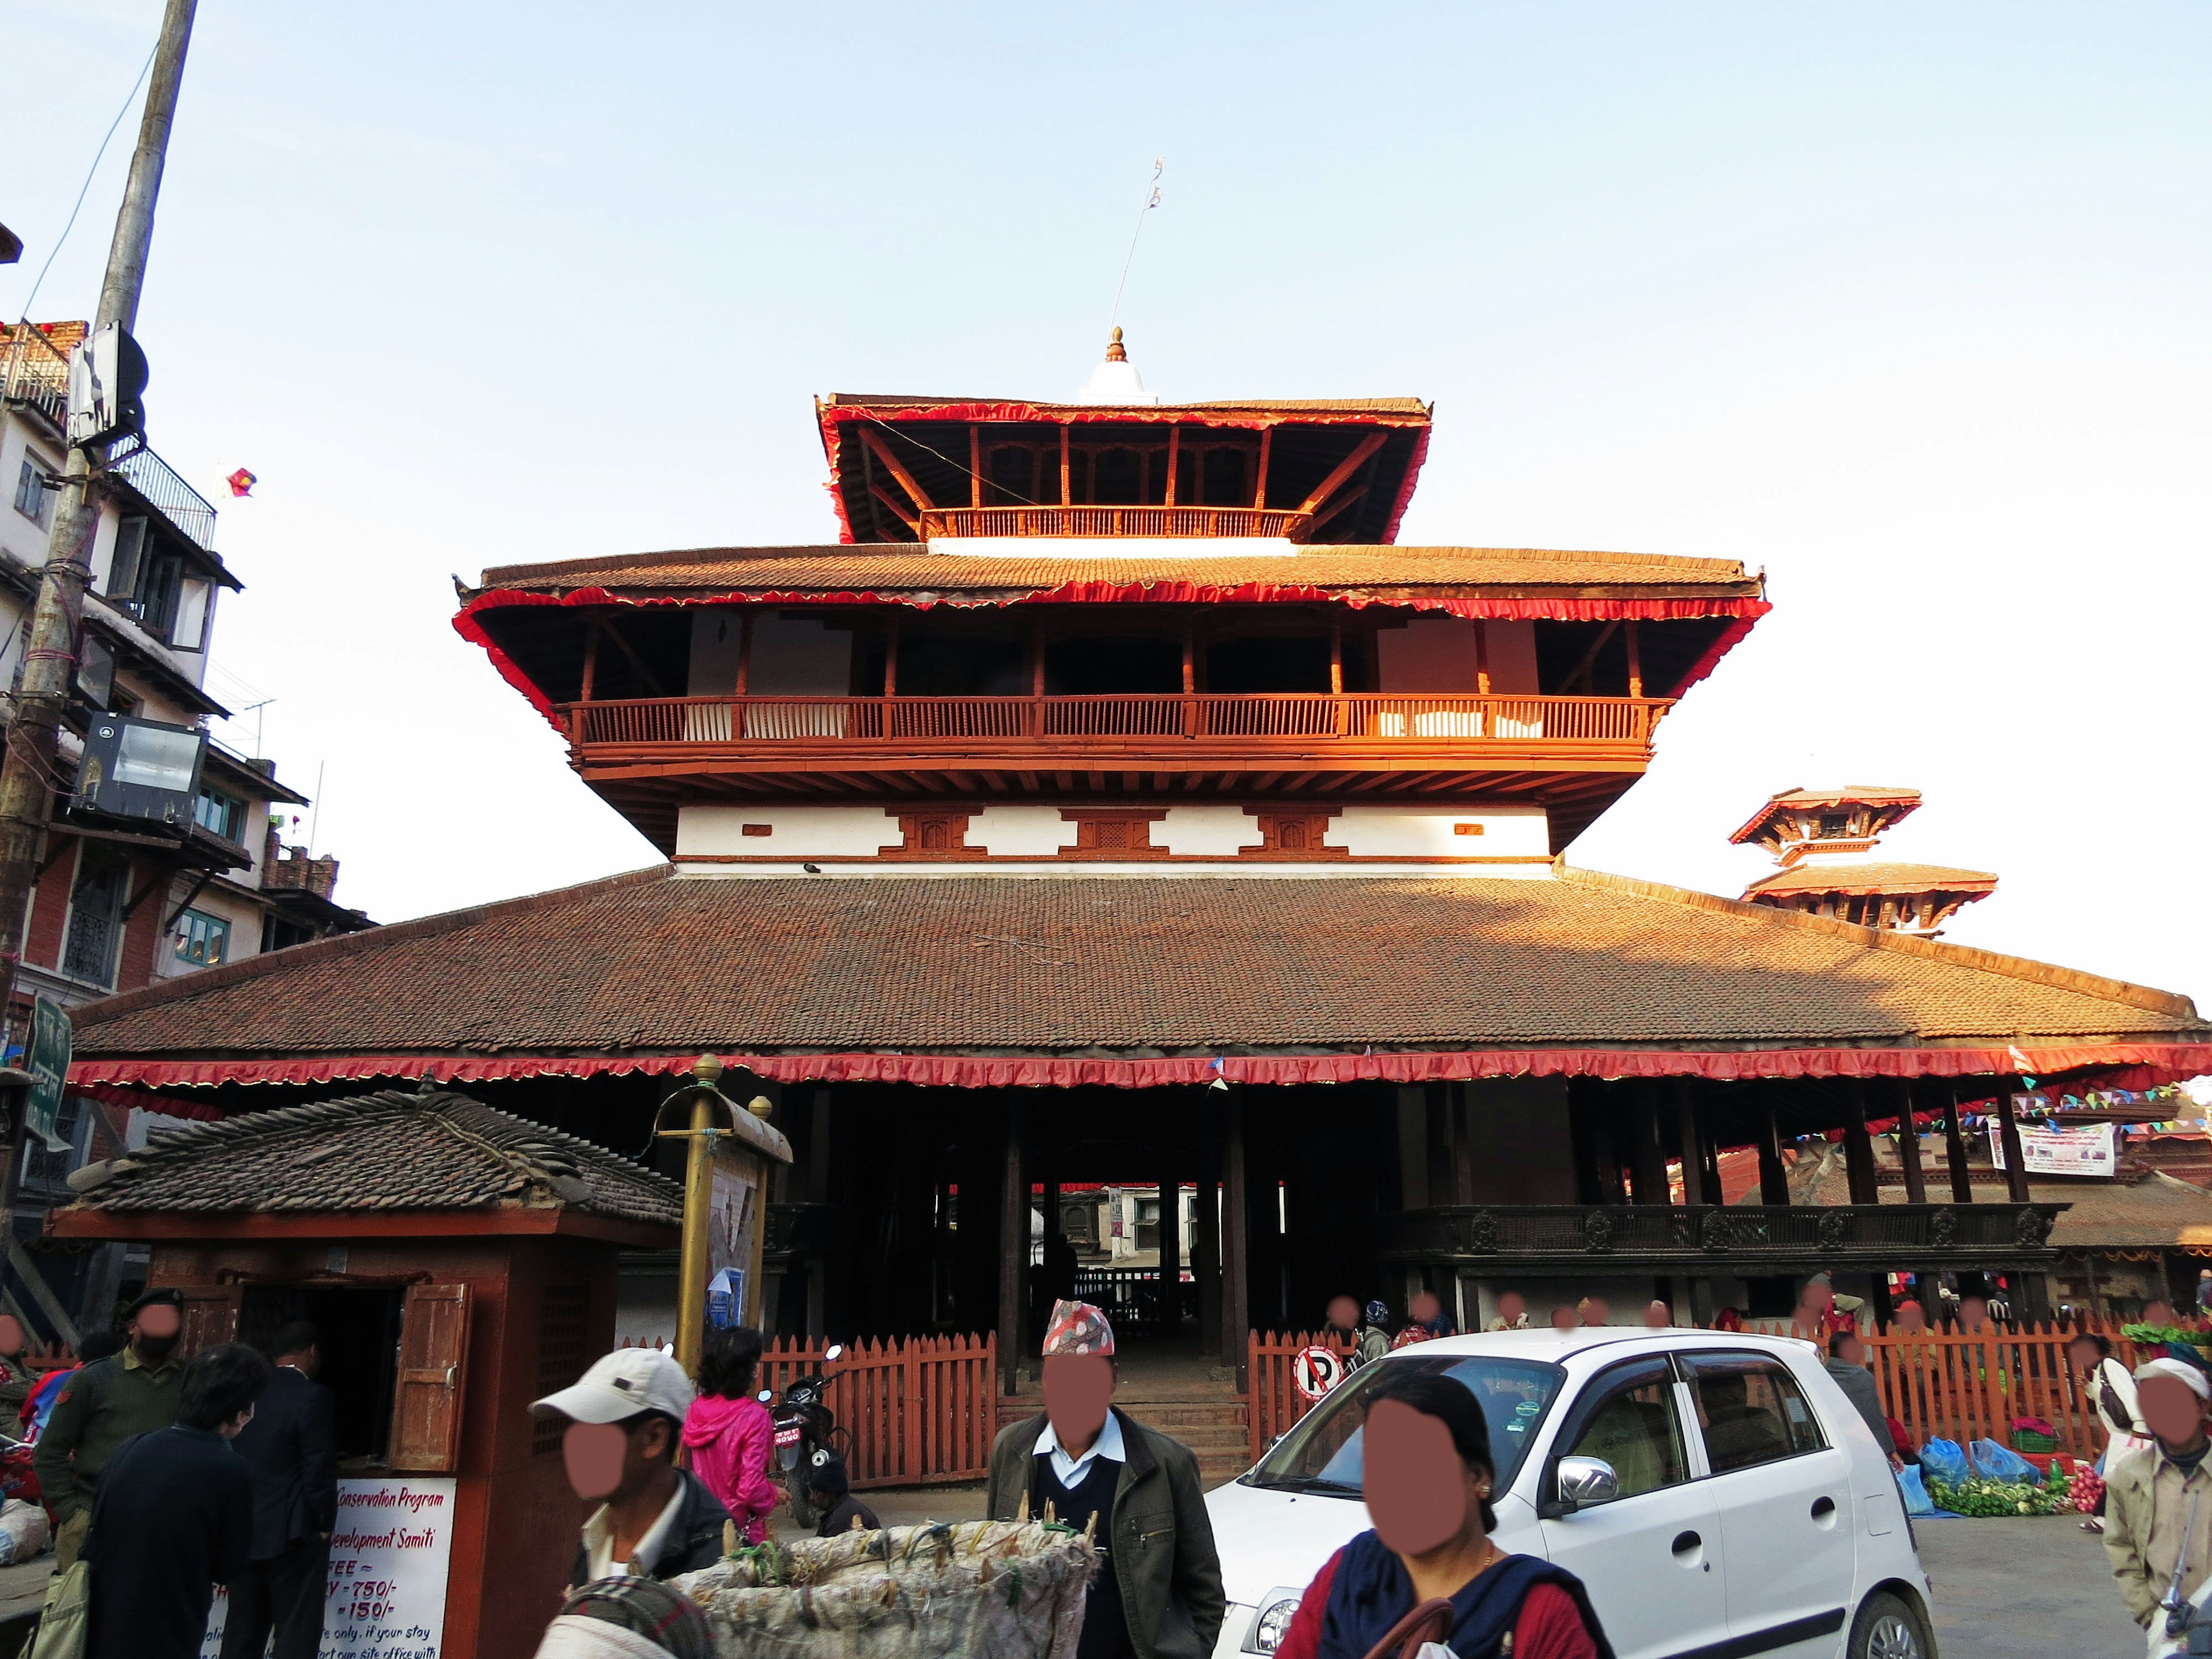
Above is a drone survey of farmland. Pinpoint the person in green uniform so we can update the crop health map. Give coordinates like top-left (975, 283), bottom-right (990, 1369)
top-left (34, 1288), bottom-right (188, 1568)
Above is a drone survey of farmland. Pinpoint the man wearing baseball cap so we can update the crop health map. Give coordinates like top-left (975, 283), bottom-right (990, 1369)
top-left (533, 1348), bottom-right (733, 1588)
top-left (2105, 1357), bottom-right (2212, 1630)
top-left (36, 1287), bottom-right (188, 1569)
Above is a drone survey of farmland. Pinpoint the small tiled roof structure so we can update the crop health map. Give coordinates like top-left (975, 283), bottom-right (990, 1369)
top-left (469, 543), bottom-right (1763, 601)
top-left (60, 865), bottom-right (2211, 1099)
top-left (58, 1086), bottom-right (682, 1228)
top-left (1744, 862), bottom-right (1999, 900)
top-left (1729, 787), bottom-right (1923, 846)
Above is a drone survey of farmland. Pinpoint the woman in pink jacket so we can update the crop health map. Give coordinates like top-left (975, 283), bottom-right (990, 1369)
top-left (683, 1327), bottom-right (779, 1542)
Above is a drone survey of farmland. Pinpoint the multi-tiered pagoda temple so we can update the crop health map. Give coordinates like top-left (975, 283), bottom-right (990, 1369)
top-left (58, 339), bottom-right (2212, 1380)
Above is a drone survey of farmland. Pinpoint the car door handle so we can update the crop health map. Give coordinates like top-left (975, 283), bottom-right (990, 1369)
top-left (1810, 1496), bottom-right (1836, 1521)
top-left (1671, 1530), bottom-right (1702, 1558)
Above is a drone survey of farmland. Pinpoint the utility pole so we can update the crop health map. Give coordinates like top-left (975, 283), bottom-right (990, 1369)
top-left (0, 0), bottom-right (196, 1027)
top-left (0, 1), bottom-right (195, 1303)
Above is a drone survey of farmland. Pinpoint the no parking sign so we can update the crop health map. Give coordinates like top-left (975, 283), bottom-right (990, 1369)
top-left (1292, 1344), bottom-right (1344, 1402)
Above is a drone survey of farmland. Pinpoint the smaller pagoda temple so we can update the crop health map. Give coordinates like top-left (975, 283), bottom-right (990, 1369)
top-left (1732, 786), bottom-right (1997, 936)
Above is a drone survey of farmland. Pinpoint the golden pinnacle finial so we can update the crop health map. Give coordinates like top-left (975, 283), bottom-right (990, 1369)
top-left (1105, 326), bottom-right (1127, 363)
top-left (692, 1054), bottom-right (725, 1086)
top-left (747, 1095), bottom-right (774, 1120)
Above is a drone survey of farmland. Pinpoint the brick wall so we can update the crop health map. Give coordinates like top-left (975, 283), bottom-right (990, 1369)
top-left (21, 837), bottom-right (80, 972)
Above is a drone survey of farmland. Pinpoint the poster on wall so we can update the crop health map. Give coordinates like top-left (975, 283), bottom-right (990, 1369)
top-left (709, 1151), bottom-right (760, 1314)
top-left (1989, 1120), bottom-right (2117, 1178)
top-left (200, 1476), bottom-right (455, 1659)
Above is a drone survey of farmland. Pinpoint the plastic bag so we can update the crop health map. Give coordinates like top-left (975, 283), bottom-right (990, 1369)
top-left (1920, 1437), bottom-right (1969, 1485)
top-left (1968, 1438), bottom-right (2043, 1485)
top-left (0, 1498), bottom-right (50, 1565)
top-left (1897, 1464), bottom-right (1938, 1517)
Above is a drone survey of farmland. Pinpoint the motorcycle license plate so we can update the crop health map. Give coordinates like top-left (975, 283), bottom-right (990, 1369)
top-left (775, 1426), bottom-right (801, 1446)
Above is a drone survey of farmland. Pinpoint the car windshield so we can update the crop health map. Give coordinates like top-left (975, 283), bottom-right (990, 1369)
top-left (1245, 1354), bottom-right (1567, 1496)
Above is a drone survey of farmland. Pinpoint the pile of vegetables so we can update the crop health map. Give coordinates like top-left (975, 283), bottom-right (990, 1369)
top-left (2122, 1323), bottom-right (2203, 1347)
top-left (2068, 1464), bottom-right (2106, 1515)
top-left (1925, 1476), bottom-right (2075, 1517)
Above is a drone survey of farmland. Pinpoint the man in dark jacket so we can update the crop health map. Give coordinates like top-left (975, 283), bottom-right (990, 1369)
top-left (986, 1300), bottom-right (1224, 1659)
top-left (220, 1322), bottom-right (338, 1659)
top-left (36, 1287), bottom-right (188, 1568)
top-left (85, 1341), bottom-right (270, 1659)
top-left (534, 1347), bottom-right (732, 1586)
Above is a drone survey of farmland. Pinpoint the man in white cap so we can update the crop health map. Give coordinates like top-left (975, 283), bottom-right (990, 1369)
top-left (534, 1349), bottom-right (733, 1588)
top-left (2104, 1356), bottom-right (2212, 1631)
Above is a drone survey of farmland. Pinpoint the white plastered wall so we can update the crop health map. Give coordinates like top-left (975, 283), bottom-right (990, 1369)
top-left (688, 611), bottom-right (851, 697)
top-left (1375, 616), bottom-right (1537, 694)
top-left (676, 802), bottom-right (1552, 866)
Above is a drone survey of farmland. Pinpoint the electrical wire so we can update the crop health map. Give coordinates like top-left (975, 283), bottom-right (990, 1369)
top-left (13, 40), bottom-right (160, 325)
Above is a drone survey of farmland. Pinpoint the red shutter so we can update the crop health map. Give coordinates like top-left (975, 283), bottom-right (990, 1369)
top-left (391, 1282), bottom-right (471, 1472)
top-left (175, 1286), bottom-right (241, 1359)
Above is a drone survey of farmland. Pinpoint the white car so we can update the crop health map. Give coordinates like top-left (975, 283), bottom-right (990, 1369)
top-left (1206, 1329), bottom-right (1935, 1659)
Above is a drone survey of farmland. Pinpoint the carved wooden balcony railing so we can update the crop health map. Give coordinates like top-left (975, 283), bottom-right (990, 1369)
top-left (1380, 1204), bottom-right (2067, 1272)
top-left (916, 505), bottom-right (1313, 540)
top-left (560, 693), bottom-right (1668, 766)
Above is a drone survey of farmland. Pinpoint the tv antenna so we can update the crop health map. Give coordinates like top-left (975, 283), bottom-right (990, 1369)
top-left (1108, 158), bottom-right (1164, 334)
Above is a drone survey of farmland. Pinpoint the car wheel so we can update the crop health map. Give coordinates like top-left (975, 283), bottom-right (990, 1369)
top-left (1849, 1590), bottom-right (1929, 1659)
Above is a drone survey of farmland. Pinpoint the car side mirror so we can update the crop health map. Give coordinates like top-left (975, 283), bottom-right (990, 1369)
top-left (1555, 1456), bottom-right (1619, 1511)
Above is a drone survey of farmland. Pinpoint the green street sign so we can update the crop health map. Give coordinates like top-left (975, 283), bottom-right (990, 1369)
top-left (24, 998), bottom-right (72, 1154)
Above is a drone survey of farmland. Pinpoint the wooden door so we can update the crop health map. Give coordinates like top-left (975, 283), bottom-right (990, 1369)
top-left (391, 1282), bottom-right (471, 1472)
top-left (175, 1285), bottom-right (241, 1359)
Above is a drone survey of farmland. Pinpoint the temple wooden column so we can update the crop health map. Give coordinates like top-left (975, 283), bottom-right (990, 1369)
top-left (1156, 1162), bottom-right (1181, 1335)
top-left (1842, 1081), bottom-right (1880, 1205)
top-left (1894, 1079), bottom-right (1928, 1204)
top-left (1221, 1094), bottom-right (1250, 1390)
top-left (1943, 1084), bottom-right (1975, 1203)
top-left (1425, 1085), bottom-right (1455, 1211)
top-left (1993, 1078), bottom-right (2032, 1203)
top-left (1672, 1080), bottom-right (1711, 1205)
top-left (1194, 1119), bottom-right (1222, 1358)
top-left (1758, 1104), bottom-right (1791, 1205)
top-left (997, 1096), bottom-right (1028, 1394)
top-left (1630, 1081), bottom-right (1670, 1205)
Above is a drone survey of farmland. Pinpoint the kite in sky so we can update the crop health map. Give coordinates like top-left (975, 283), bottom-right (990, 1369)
top-left (226, 467), bottom-right (256, 497)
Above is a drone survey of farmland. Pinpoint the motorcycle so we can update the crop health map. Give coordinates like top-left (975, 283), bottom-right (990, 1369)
top-left (764, 1343), bottom-right (851, 1528)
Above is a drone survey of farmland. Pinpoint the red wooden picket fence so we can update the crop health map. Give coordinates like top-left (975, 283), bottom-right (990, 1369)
top-left (1862, 1323), bottom-right (2154, 1463)
top-left (1248, 1331), bottom-right (1357, 1464)
top-left (624, 1333), bottom-right (997, 1490)
top-left (1249, 1322), bottom-right (2170, 1469)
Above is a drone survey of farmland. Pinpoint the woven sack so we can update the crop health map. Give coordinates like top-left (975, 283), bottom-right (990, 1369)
top-left (673, 1518), bottom-right (1097, 1659)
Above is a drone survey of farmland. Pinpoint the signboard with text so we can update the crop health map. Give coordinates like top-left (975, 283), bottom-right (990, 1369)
top-left (1989, 1120), bottom-right (2117, 1178)
top-left (201, 1477), bottom-right (454, 1659)
top-left (23, 997), bottom-right (71, 1153)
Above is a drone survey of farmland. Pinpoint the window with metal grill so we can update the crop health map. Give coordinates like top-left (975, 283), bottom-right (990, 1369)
top-left (533, 1284), bottom-right (591, 1455)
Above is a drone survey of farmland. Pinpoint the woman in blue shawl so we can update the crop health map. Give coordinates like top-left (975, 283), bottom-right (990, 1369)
top-left (1273, 1372), bottom-right (1612, 1659)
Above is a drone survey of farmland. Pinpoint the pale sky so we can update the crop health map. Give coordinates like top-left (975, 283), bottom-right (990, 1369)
top-left (7, 4), bottom-right (2209, 1001)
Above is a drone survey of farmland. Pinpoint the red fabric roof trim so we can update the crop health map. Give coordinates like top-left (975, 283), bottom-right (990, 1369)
top-left (70, 1042), bottom-right (2212, 1092)
top-left (1377, 423), bottom-right (1430, 545)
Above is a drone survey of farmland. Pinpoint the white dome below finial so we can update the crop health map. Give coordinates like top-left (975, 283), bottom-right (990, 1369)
top-left (1075, 326), bottom-right (1159, 404)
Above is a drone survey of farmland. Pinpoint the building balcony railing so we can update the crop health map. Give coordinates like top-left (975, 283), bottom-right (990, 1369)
top-left (109, 445), bottom-right (218, 554)
top-left (559, 692), bottom-right (1669, 762)
top-left (916, 505), bottom-right (1313, 540)
top-left (1, 327), bottom-right (70, 433)
top-left (1381, 1203), bottom-right (2066, 1272)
